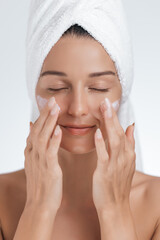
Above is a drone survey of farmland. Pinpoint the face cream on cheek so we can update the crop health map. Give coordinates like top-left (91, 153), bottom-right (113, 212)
top-left (36, 95), bottom-right (48, 110)
top-left (36, 95), bottom-right (121, 113)
top-left (112, 99), bottom-right (121, 112)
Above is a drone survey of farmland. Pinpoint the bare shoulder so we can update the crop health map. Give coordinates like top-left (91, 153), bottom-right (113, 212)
top-left (135, 170), bottom-right (160, 198)
top-left (142, 171), bottom-right (160, 206)
top-left (0, 169), bottom-right (26, 213)
top-left (136, 171), bottom-right (160, 239)
top-left (0, 169), bottom-right (25, 193)
top-left (0, 170), bottom-right (26, 240)
top-left (135, 170), bottom-right (160, 220)
top-left (136, 169), bottom-right (160, 188)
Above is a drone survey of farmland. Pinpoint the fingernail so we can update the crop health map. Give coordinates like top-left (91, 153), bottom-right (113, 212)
top-left (29, 122), bottom-right (32, 131)
top-left (48, 97), bottom-right (55, 108)
top-left (50, 104), bottom-right (60, 115)
top-left (132, 122), bottom-right (135, 136)
top-left (54, 125), bottom-right (61, 136)
top-left (96, 128), bottom-right (102, 139)
top-left (105, 98), bottom-right (112, 118)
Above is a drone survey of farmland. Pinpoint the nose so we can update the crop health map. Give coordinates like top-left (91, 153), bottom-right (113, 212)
top-left (67, 90), bottom-right (89, 117)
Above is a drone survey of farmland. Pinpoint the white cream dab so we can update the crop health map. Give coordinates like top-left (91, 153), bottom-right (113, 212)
top-left (36, 95), bottom-right (48, 110)
top-left (111, 98), bottom-right (121, 112)
top-left (37, 95), bottom-right (61, 112)
top-left (36, 95), bottom-right (121, 112)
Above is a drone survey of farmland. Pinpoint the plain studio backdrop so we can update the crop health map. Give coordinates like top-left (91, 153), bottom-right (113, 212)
top-left (0, 0), bottom-right (159, 176)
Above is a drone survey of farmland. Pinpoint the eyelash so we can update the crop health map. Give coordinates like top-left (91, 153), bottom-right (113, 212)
top-left (47, 88), bottom-right (110, 92)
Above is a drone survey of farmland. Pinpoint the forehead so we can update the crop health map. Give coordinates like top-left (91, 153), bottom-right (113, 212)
top-left (41, 36), bottom-right (117, 75)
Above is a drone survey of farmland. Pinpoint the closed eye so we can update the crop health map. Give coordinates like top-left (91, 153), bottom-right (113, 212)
top-left (47, 88), bottom-right (110, 92)
top-left (89, 88), bottom-right (110, 92)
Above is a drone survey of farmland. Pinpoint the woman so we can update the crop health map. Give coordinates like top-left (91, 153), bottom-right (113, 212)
top-left (0, 1), bottom-right (160, 240)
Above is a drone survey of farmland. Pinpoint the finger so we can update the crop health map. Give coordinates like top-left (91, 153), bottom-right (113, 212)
top-left (26, 122), bottom-right (33, 144)
top-left (30, 122), bottom-right (33, 132)
top-left (125, 123), bottom-right (135, 150)
top-left (32, 96), bottom-right (56, 136)
top-left (100, 98), bottom-right (121, 163)
top-left (107, 99), bottom-right (127, 171)
top-left (95, 128), bottom-right (109, 170)
top-left (26, 131), bottom-right (33, 152)
top-left (39, 103), bottom-right (61, 150)
top-left (27, 97), bottom-right (57, 155)
top-left (47, 125), bottom-right (62, 167)
top-left (110, 102), bottom-right (126, 166)
top-left (111, 104), bottom-right (125, 150)
top-left (25, 137), bottom-right (33, 155)
top-left (111, 108), bottom-right (135, 169)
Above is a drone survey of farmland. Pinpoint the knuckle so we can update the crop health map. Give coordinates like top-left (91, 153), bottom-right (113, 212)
top-left (117, 129), bottom-right (125, 138)
top-left (34, 138), bottom-right (46, 155)
top-left (109, 137), bottom-right (120, 149)
top-left (31, 125), bottom-right (39, 135)
top-left (46, 150), bottom-right (54, 160)
top-left (41, 131), bottom-right (48, 142)
top-left (128, 151), bottom-right (136, 161)
top-left (46, 147), bottom-right (56, 160)
top-left (37, 135), bottom-right (45, 145)
top-left (34, 150), bottom-right (39, 161)
top-left (100, 157), bottom-right (107, 164)
top-left (26, 139), bottom-right (33, 152)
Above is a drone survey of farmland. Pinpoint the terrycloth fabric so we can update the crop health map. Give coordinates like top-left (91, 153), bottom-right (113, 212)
top-left (25, 0), bottom-right (143, 171)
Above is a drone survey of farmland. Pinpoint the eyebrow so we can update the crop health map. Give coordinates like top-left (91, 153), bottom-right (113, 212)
top-left (40, 70), bottom-right (116, 78)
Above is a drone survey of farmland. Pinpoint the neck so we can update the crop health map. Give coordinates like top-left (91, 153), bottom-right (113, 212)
top-left (58, 147), bottom-right (97, 209)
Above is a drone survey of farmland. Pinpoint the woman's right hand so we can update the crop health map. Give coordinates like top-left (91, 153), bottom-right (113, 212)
top-left (24, 97), bottom-right (63, 213)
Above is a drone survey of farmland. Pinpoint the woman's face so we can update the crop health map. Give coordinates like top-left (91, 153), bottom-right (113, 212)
top-left (35, 36), bottom-right (122, 153)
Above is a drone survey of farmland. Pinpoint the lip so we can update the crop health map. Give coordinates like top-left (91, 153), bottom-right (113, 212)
top-left (61, 124), bottom-right (95, 128)
top-left (61, 126), bottom-right (96, 136)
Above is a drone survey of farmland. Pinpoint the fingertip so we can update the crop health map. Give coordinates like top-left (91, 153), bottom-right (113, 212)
top-left (127, 123), bottom-right (135, 143)
top-left (131, 123), bottom-right (135, 138)
top-left (54, 125), bottom-right (62, 137)
top-left (95, 128), bottom-right (103, 140)
top-left (29, 122), bottom-right (33, 131)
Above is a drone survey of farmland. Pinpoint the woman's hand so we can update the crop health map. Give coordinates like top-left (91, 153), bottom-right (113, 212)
top-left (24, 97), bottom-right (63, 213)
top-left (92, 97), bottom-right (136, 213)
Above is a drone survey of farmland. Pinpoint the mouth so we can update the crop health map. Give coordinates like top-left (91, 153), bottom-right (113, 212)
top-left (61, 125), bottom-right (95, 129)
top-left (60, 125), bottom-right (96, 136)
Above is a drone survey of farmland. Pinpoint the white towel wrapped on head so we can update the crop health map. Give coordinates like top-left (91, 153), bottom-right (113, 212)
top-left (25, 0), bottom-right (143, 171)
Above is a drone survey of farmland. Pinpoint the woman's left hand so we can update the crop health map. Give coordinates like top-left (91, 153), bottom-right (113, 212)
top-left (92, 98), bottom-right (136, 213)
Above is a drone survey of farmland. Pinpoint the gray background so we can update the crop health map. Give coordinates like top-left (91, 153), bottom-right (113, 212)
top-left (0, 0), bottom-right (160, 176)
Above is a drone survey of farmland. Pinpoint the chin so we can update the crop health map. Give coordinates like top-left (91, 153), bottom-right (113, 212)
top-left (59, 141), bottom-right (96, 154)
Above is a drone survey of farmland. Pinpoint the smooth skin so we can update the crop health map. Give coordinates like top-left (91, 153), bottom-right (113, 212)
top-left (0, 36), bottom-right (160, 240)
